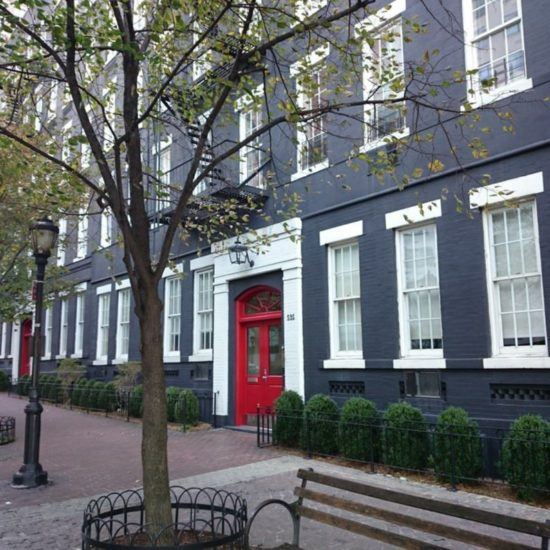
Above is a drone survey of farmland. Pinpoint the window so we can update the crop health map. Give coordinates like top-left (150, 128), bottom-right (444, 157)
top-left (96, 293), bottom-right (110, 361)
top-left (164, 277), bottom-right (181, 356)
top-left (296, 65), bottom-right (329, 173)
top-left (363, 19), bottom-right (406, 144)
top-left (151, 136), bottom-right (171, 212)
top-left (115, 288), bottom-right (131, 360)
top-left (192, 21), bottom-right (213, 81)
top-left (405, 371), bottom-right (441, 398)
top-left (62, 120), bottom-right (72, 163)
top-left (194, 269), bottom-right (214, 354)
top-left (47, 83), bottom-right (57, 122)
top-left (75, 209), bottom-right (88, 260)
top-left (192, 111), bottom-right (213, 195)
top-left (59, 298), bottom-right (69, 357)
top-left (464, 0), bottom-right (529, 103)
top-left (100, 209), bottom-right (112, 248)
top-left (328, 242), bottom-right (362, 356)
top-left (485, 201), bottom-right (547, 355)
top-left (239, 106), bottom-right (264, 188)
top-left (396, 224), bottom-right (443, 356)
top-left (43, 307), bottom-right (52, 358)
top-left (0, 322), bottom-right (7, 357)
top-left (74, 292), bottom-right (85, 357)
top-left (102, 83), bottom-right (117, 149)
top-left (57, 219), bottom-right (67, 266)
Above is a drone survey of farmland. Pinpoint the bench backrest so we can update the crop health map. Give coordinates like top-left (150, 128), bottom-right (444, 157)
top-left (294, 469), bottom-right (550, 550)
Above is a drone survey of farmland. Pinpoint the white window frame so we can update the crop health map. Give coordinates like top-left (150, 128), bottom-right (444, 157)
top-left (100, 208), bottom-right (113, 248)
top-left (95, 286), bottom-right (111, 364)
top-left (43, 307), bottom-right (53, 359)
top-left (0, 322), bottom-right (7, 357)
top-left (72, 287), bottom-right (86, 358)
top-left (290, 45), bottom-right (330, 181)
top-left (75, 208), bottom-right (88, 260)
top-left (163, 276), bottom-right (182, 360)
top-left (57, 219), bottom-right (67, 266)
top-left (115, 286), bottom-right (131, 362)
top-left (324, 240), bottom-right (365, 369)
top-left (296, 0), bottom-right (327, 20)
top-left (190, 268), bottom-right (214, 361)
top-left (357, 0), bottom-right (408, 151)
top-left (395, 223), bottom-right (444, 360)
top-left (462, 0), bottom-right (532, 108)
top-left (482, 200), bottom-right (548, 364)
top-left (57, 298), bottom-right (69, 358)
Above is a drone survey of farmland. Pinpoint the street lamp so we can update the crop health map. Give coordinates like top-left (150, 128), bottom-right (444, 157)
top-left (12, 217), bottom-right (58, 488)
top-left (228, 238), bottom-right (254, 267)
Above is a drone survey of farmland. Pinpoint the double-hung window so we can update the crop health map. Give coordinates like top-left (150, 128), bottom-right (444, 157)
top-left (57, 219), bottom-right (67, 266)
top-left (360, 2), bottom-right (406, 146)
top-left (74, 291), bottom-right (85, 357)
top-left (100, 209), bottom-right (112, 248)
top-left (463, 0), bottom-right (530, 104)
top-left (151, 135), bottom-right (171, 213)
top-left (96, 293), bottom-right (110, 362)
top-left (328, 242), bottom-right (362, 358)
top-left (59, 298), bottom-right (69, 357)
top-left (43, 307), bottom-right (52, 358)
top-left (164, 277), bottom-right (181, 357)
top-left (239, 104), bottom-right (264, 188)
top-left (75, 208), bottom-right (88, 260)
top-left (193, 111), bottom-right (213, 195)
top-left (194, 269), bottom-right (214, 355)
top-left (485, 201), bottom-right (547, 356)
top-left (396, 224), bottom-right (443, 357)
top-left (116, 288), bottom-right (131, 360)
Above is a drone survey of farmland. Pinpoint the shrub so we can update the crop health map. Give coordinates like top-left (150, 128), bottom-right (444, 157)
top-left (301, 394), bottom-right (339, 455)
top-left (57, 358), bottom-right (85, 399)
top-left (175, 389), bottom-right (199, 427)
top-left (339, 398), bottom-right (381, 462)
top-left (166, 386), bottom-right (181, 422)
top-left (88, 381), bottom-right (106, 409)
top-left (383, 402), bottom-right (429, 470)
top-left (71, 378), bottom-right (88, 406)
top-left (501, 415), bottom-right (550, 500)
top-left (97, 382), bottom-right (117, 412)
top-left (17, 375), bottom-right (30, 396)
top-left (0, 370), bottom-right (9, 391)
top-left (128, 384), bottom-right (144, 417)
top-left (274, 390), bottom-right (304, 447)
top-left (113, 362), bottom-right (142, 391)
top-left (79, 380), bottom-right (95, 409)
top-left (433, 407), bottom-right (482, 483)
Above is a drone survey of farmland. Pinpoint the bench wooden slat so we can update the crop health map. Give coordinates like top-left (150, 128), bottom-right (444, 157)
top-left (297, 469), bottom-right (550, 537)
top-left (296, 504), bottom-right (447, 549)
top-left (294, 487), bottom-right (534, 550)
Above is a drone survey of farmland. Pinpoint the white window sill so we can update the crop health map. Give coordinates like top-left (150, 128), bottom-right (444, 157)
top-left (360, 127), bottom-right (410, 153)
top-left (188, 351), bottom-right (213, 362)
top-left (323, 358), bottom-right (365, 369)
top-left (465, 78), bottom-right (533, 109)
top-left (41, 355), bottom-right (52, 361)
top-left (290, 159), bottom-right (329, 182)
top-left (70, 353), bottom-right (83, 359)
top-left (393, 358), bottom-right (446, 369)
top-left (112, 357), bottom-right (128, 365)
top-left (483, 356), bottom-right (550, 369)
top-left (73, 256), bottom-right (86, 263)
top-left (55, 354), bottom-right (68, 360)
top-left (92, 359), bottom-right (109, 366)
top-left (163, 355), bottom-right (181, 364)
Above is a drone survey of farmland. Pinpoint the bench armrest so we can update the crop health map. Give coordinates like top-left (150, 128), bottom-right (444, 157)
top-left (244, 498), bottom-right (300, 550)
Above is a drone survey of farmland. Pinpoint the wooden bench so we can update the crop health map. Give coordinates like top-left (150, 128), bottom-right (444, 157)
top-left (244, 468), bottom-right (550, 549)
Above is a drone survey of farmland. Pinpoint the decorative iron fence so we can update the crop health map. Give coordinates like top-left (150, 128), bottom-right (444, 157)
top-left (257, 409), bottom-right (550, 497)
top-left (0, 416), bottom-right (15, 445)
top-left (82, 486), bottom-right (247, 549)
top-left (8, 379), bottom-right (217, 429)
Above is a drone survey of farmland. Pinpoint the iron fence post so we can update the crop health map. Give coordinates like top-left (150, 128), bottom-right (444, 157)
top-left (305, 410), bottom-right (312, 459)
top-left (213, 392), bottom-right (217, 429)
top-left (449, 427), bottom-right (457, 492)
top-left (369, 423), bottom-right (375, 473)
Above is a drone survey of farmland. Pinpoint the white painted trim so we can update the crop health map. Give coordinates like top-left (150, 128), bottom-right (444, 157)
top-left (323, 358), bottom-right (366, 369)
top-left (11, 321), bottom-right (20, 380)
top-left (0, 322), bottom-right (7, 358)
top-left (235, 84), bottom-right (264, 111)
top-left (386, 200), bottom-right (442, 230)
top-left (163, 276), bottom-right (182, 359)
top-left (393, 358), bottom-right (447, 369)
top-left (115, 287), bottom-right (131, 362)
top-left (319, 221), bottom-right (363, 246)
top-left (163, 355), bottom-right (181, 363)
top-left (92, 359), bottom-right (109, 366)
top-left (188, 352), bottom-right (213, 363)
top-left (290, 159), bottom-right (329, 182)
top-left (355, 0), bottom-right (406, 32)
top-left (70, 353), bottom-right (83, 359)
top-left (469, 172), bottom-right (544, 209)
top-left (96, 293), bottom-right (111, 363)
top-left (162, 263), bottom-right (184, 278)
top-left (192, 269), bottom-right (214, 357)
top-left (74, 282), bottom-right (88, 293)
top-left (361, 127), bottom-right (410, 153)
top-left (483, 357), bottom-right (550, 369)
top-left (96, 283), bottom-right (112, 295)
top-left (290, 44), bottom-right (330, 77)
top-left (190, 255), bottom-right (215, 271)
top-left (114, 278), bottom-right (131, 290)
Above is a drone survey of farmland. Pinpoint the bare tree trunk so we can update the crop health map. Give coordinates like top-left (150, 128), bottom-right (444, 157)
top-left (137, 285), bottom-right (172, 538)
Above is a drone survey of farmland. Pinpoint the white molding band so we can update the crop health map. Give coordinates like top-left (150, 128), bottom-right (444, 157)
top-left (190, 255), bottom-right (215, 272)
top-left (188, 351), bottom-right (213, 363)
top-left (319, 221), bottom-right (363, 246)
top-left (162, 262), bottom-right (184, 278)
top-left (96, 283), bottom-right (112, 295)
top-left (75, 282), bottom-right (88, 293)
top-left (323, 358), bottom-right (366, 369)
top-left (115, 278), bottom-right (131, 290)
top-left (393, 358), bottom-right (447, 369)
top-left (385, 200), bottom-right (442, 230)
top-left (483, 357), bottom-right (550, 369)
top-left (469, 172), bottom-right (544, 209)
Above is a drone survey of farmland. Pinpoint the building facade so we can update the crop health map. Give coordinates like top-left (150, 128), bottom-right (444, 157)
top-left (1, 0), bottom-right (550, 428)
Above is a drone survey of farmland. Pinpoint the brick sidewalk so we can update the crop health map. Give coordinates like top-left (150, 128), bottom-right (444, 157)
top-left (0, 392), bottom-right (279, 508)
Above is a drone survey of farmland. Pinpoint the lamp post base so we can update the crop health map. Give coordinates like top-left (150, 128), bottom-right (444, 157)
top-left (12, 465), bottom-right (48, 489)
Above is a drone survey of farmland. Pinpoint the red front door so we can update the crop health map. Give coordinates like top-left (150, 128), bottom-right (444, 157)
top-left (236, 287), bottom-right (284, 425)
top-left (20, 319), bottom-right (32, 377)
